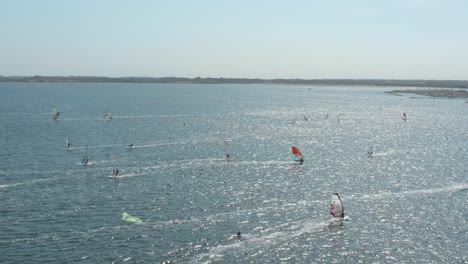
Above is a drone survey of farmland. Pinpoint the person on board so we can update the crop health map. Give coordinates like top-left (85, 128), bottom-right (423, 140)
top-left (112, 169), bottom-right (119, 177)
top-left (237, 231), bottom-right (241, 239)
top-left (67, 142), bottom-right (71, 148)
top-left (226, 154), bottom-right (230, 161)
top-left (299, 157), bottom-right (304, 164)
top-left (82, 158), bottom-right (88, 165)
top-left (402, 112), bottom-right (407, 122)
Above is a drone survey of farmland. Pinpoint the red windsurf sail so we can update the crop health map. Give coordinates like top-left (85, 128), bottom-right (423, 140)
top-left (291, 146), bottom-right (303, 162)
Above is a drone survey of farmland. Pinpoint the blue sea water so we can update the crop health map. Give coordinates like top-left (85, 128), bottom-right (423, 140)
top-left (0, 82), bottom-right (467, 263)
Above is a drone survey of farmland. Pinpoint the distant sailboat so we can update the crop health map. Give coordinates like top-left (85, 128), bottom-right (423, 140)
top-left (330, 193), bottom-right (344, 220)
top-left (291, 146), bottom-right (304, 164)
top-left (104, 109), bottom-right (112, 120)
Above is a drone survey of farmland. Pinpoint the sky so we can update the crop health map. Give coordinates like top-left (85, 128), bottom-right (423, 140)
top-left (1, 0), bottom-right (467, 79)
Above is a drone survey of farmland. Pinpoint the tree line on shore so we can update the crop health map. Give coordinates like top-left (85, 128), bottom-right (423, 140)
top-left (1, 75), bottom-right (467, 88)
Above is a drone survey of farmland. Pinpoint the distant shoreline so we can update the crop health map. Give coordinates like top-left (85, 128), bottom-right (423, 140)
top-left (1, 76), bottom-right (468, 89)
top-left (385, 89), bottom-right (468, 98)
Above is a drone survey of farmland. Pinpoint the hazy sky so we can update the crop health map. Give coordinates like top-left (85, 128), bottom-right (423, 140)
top-left (1, 0), bottom-right (467, 79)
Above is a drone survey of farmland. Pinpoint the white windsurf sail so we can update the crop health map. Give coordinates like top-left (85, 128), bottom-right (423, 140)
top-left (65, 137), bottom-right (71, 149)
top-left (104, 109), bottom-right (112, 120)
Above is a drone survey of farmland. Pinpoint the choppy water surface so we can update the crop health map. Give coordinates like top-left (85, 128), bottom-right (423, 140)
top-left (0, 83), bottom-right (467, 263)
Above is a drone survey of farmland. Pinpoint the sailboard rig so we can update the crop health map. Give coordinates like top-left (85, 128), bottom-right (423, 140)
top-left (330, 193), bottom-right (345, 219)
top-left (81, 145), bottom-right (89, 165)
top-left (112, 167), bottom-right (119, 178)
top-left (291, 146), bottom-right (304, 164)
top-left (224, 140), bottom-right (230, 161)
top-left (65, 137), bottom-right (71, 149)
top-left (122, 212), bottom-right (142, 223)
top-left (53, 108), bottom-right (60, 121)
top-left (367, 146), bottom-right (373, 158)
top-left (104, 109), bottom-right (112, 120)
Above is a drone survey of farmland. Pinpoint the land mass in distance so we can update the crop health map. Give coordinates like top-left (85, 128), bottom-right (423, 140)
top-left (385, 89), bottom-right (468, 98)
top-left (1, 76), bottom-right (468, 89)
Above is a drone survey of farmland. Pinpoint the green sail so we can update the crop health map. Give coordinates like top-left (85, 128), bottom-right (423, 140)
top-left (121, 212), bottom-right (142, 223)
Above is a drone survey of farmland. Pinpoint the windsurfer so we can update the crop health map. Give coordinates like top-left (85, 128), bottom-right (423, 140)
top-left (237, 231), bottom-right (241, 239)
top-left (226, 154), bottom-right (230, 161)
top-left (331, 193), bottom-right (345, 220)
top-left (112, 169), bottom-right (119, 177)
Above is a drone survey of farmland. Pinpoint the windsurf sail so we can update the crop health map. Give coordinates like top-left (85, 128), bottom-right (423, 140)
top-left (81, 145), bottom-right (89, 165)
top-left (367, 146), bottom-right (373, 157)
top-left (104, 109), bottom-right (112, 120)
top-left (291, 146), bottom-right (304, 162)
top-left (330, 193), bottom-right (344, 219)
top-left (65, 137), bottom-right (71, 149)
top-left (122, 212), bottom-right (142, 223)
top-left (224, 140), bottom-right (230, 160)
top-left (53, 108), bottom-right (60, 121)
